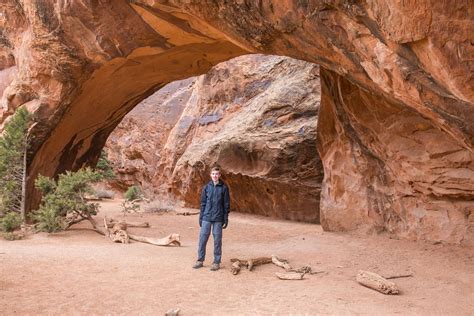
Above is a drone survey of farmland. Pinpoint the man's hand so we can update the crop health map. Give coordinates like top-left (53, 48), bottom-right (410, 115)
top-left (222, 221), bottom-right (228, 229)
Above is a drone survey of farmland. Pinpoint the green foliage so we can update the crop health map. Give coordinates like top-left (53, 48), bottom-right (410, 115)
top-left (32, 168), bottom-right (103, 232)
top-left (32, 205), bottom-right (63, 233)
top-left (3, 231), bottom-right (24, 241)
top-left (0, 107), bottom-right (31, 215)
top-left (0, 211), bottom-right (22, 232)
top-left (124, 185), bottom-right (142, 201)
top-left (95, 149), bottom-right (115, 180)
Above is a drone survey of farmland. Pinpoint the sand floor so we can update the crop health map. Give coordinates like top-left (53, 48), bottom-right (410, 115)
top-left (1, 199), bottom-right (473, 315)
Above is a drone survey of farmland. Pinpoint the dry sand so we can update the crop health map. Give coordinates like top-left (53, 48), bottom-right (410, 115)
top-left (1, 199), bottom-right (473, 315)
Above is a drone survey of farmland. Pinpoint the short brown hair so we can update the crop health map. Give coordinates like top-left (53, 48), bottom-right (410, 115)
top-left (211, 166), bottom-right (221, 172)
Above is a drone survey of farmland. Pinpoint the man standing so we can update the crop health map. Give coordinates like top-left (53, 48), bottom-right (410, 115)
top-left (193, 166), bottom-right (230, 271)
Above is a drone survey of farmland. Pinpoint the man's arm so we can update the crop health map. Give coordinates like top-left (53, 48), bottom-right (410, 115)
top-left (199, 185), bottom-right (207, 227)
top-left (223, 185), bottom-right (230, 229)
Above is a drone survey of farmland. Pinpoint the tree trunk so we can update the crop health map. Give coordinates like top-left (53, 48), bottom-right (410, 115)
top-left (20, 139), bottom-right (27, 221)
top-left (356, 270), bottom-right (400, 295)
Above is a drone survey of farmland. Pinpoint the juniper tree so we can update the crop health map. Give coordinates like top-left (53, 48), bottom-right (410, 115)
top-left (33, 167), bottom-right (104, 232)
top-left (0, 107), bottom-right (32, 219)
top-left (95, 149), bottom-right (115, 179)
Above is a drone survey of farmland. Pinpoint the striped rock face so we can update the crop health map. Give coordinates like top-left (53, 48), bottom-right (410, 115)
top-left (0, 1), bottom-right (472, 244)
top-left (106, 55), bottom-right (322, 223)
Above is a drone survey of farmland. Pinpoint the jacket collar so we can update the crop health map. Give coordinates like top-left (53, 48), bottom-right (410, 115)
top-left (208, 180), bottom-right (223, 186)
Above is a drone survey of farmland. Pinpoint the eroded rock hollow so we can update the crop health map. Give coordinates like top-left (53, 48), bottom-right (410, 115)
top-left (106, 54), bottom-right (322, 222)
top-left (1, 1), bottom-right (472, 244)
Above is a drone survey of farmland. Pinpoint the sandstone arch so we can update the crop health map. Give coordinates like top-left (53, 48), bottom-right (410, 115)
top-left (1, 1), bottom-right (472, 243)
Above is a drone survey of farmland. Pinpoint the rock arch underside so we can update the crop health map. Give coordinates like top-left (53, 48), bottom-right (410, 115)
top-left (0, 1), bottom-right (472, 244)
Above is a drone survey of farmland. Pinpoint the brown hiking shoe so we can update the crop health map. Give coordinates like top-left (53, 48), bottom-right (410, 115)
top-left (210, 263), bottom-right (220, 271)
top-left (193, 261), bottom-right (203, 269)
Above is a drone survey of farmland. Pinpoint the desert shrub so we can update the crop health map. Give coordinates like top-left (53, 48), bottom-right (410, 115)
top-left (32, 168), bottom-right (103, 232)
top-left (94, 189), bottom-right (115, 199)
top-left (0, 211), bottom-right (22, 232)
top-left (124, 185), bottom-right (142, 201)
top-left (3, 231), bottom-right (24, 241)
top-left (143, 200), bottom-right (174, 213)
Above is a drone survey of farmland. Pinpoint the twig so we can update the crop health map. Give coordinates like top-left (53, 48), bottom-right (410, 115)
top-left (384, 274), bottom-right (413, 280)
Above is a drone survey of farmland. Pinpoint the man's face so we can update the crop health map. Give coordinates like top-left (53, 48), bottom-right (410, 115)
top-left (211, 170), bottom-right (221, 183)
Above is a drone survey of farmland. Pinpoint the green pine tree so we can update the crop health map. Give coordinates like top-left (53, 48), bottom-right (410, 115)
top-left (0, 107), bottom-right (31, 220)
top-left (95, 149), bottom-right (115, 180)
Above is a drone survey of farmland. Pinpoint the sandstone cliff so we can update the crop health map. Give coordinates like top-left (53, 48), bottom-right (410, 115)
top-left (0, 1), bottom-right (472, 244)
top-left (107, 54), bottom-right (322, 222)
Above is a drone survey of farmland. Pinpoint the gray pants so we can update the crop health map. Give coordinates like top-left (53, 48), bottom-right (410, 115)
top-left (197, 221), bottom-right (223, 264)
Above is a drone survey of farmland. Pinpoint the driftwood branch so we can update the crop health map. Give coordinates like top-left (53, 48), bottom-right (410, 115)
top-left (105, 218), bottom-right (149, 228)
top-left (231, 261), bottom-right (242, 275)
top-left (175, 210), bottom-right (200, 216)
top-left (128, 233), bottom-right (181, 246)
top-left (271, 255), bottom-right (292, 271)
top-left (230, 257), bottom-right (272, 271)
top-left (68, 216), bottom-right (179, 246)
top-left (356, 270), bottom-right (400, 295)
top-left (275, 272), bottom-right (305, 280)
top-left (230, 257), bottom-right (272, 274)
top-left (165, 308), bottom-right (180, 316)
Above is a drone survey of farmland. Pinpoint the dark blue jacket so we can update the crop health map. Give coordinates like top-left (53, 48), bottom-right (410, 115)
top-left (200, 180), bottom-right (230, 223)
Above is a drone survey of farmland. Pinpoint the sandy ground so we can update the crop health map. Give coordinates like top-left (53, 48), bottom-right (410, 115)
top-left (1, 199), bottom-right (473, 315)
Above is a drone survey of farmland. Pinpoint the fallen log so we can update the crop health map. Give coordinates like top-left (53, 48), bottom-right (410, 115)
top-left (356, 270), bottom-right (400, 295)
top-left (275, 272), bottom-right (305, 280)
top-left (271, 255), bottom-right (292, 271)
top-left (230, 257), bottom-right (273, 271)
top-left (128, 233), bottom-right (181, 246)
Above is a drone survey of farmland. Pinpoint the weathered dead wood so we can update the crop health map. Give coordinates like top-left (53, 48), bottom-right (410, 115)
top-left (293, 266), bottom-right (319, 274)
top-left (231, 261), bottom-right (242, 275)
top-left (271, 255), bottom-right (292, 271)
top-left (175, 210), bottom-right (200, 216)
top-left (230, 257), bottom-right (273, 273)
top-left (384, 273), bottom-right (413, 280)
top-left (275, 272), bottom-right (305, 280)
top-left (128, 233), bottom-right (181, 246)
top-left (105, 219), bottom-right (149, 228)
top-left (111, 229), bottom-right (129, 243)
top-left (356, 270), bottom-right (400, 295)
top-left (165, 308), bottom-right (180, 316)
top-left (76, 216), bottom-right (180, 246)
top-left (102, 217), bottom-right (129, 243)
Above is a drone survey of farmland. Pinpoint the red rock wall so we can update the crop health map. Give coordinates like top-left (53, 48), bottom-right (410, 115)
top-left (318, 69), bottom-right (473, 244)
top-left (107, 55), bottom-right (322, 222)
top-left (0, 1), bottom-right (472, 243)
